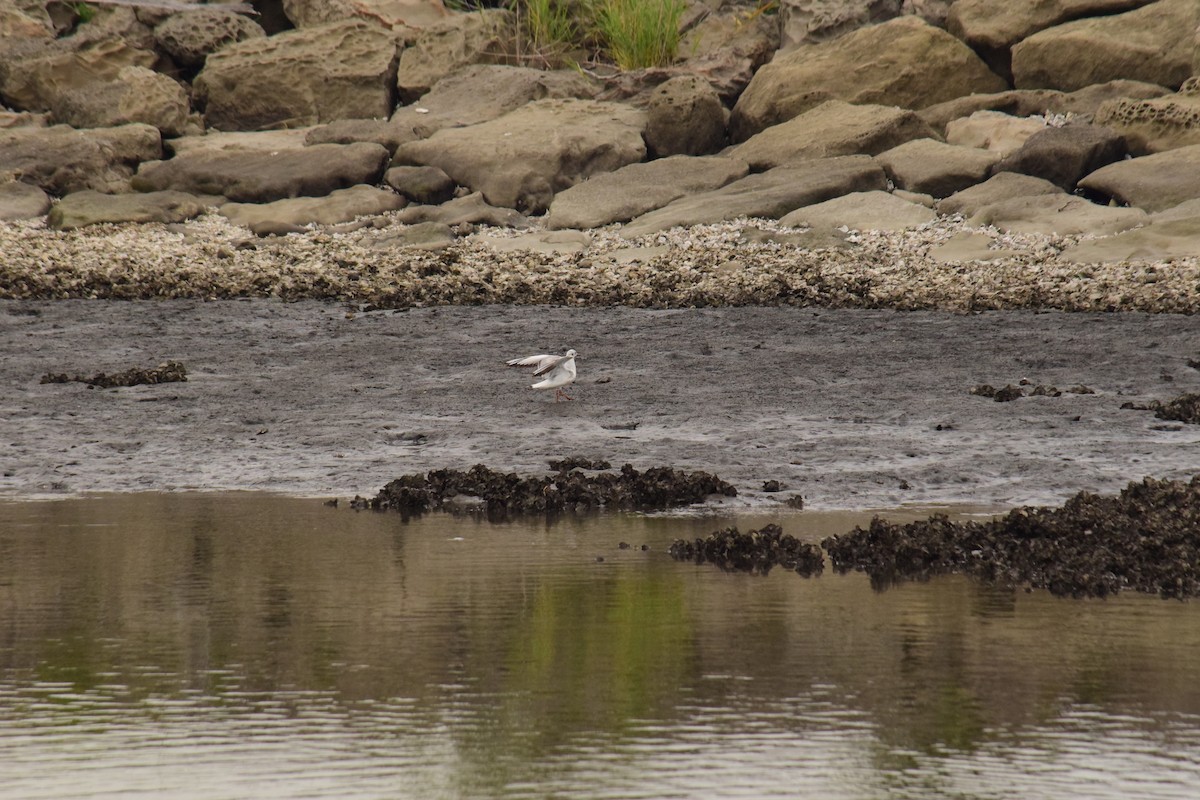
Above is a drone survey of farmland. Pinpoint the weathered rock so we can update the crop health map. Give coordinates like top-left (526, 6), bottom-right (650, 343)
top-left (619, 155), bottom-right (887, 237)
top-left (991, 123), bottom-right (1127, 190)
top-left (943, 110), bottom-right (1046, 155)
top-left (730, 100), bottom-right (939, 171)
top-left (219, 184), bottom-right (404, 233)
top-left (195, 19), bottom-right (402, 131)
top-left (546, 156), bottom-right (749, 230)
top-left (936, 172), bottom-right (1065, 216)
top-left (779, 190), bottom-right (935, 231)
top-left (875, 138), bottom-right (1001, 198)
top-left (0, 34), bottom-right (156, 113)
top-left (384, 165), bottom-right (455, 204)
top-left (394, 98), bottom-right (646, 214)
top-left (1077, 144), bottom-right (1200, 212)
top-left (930, 231), bottom-right (1025, 262)
top-left (730, 16), bottom-right (1005, 140)
top-left (395, 9), bottom-right (514, 103)
top-left (778, 0), bottom-right (902, 50)
top-left (166, 128), bottom-right (314, 157)
top-left (644, 75), bottom-right (726, 157)
top-left (0, 123), bottom-right (161, 196)
top-left (473, 230), bottom-right (591, 256)
top-left (371, 220), bottom-right (455, 250)
top-left (670, 4), bottom-right (779, 104)
top-left (1057, 80), bottom-right (1173, 119)
top-left (132, 142), bottom-right (390, 203)
top-left (390, 63), bottom-right (600, 143)
top-left (393, 192), bottom-right (526, 228)
top-left (1060, 216), bottom-right (1200, 262)
top-left (305, 118), bottom-right (418, 153)
top-left (40, 361), bottom-right (187, 389)
top-left (0, 0), bottom-right (52, 38)
top-left (968, 194), bottom-right (1148, 235)
top-left (153, 6), bottom-right (266, 69)
top-left (283, 0), bottom-right (447, 29)
top-left (48, 189), bottom-right (215, 230)
top-left (946, 0), bottom-right (1154, 79)
top-left (918, 90), bottom-right (1063, 134)
top-left (1010, 0), bottom-right (1199, 91)
top-left (0, 180), bottom-right (51, 220)
top-left (1095, 78), bottom-right (1200, 155)
top-left (49, 65), bottom-right (189, 136)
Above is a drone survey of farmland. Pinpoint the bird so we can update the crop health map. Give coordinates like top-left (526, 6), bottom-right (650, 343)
top-left (506, 349), bottom-right (578, 401)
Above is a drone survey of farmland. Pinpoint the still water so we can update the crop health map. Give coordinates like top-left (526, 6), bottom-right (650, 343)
top-left (2, 494), bottom-right (1200, 800)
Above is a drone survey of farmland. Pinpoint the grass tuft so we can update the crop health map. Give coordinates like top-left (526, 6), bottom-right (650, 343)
top-left (590, 0), bottom-right (685, 70)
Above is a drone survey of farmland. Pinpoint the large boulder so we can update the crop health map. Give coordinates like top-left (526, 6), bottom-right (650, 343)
top-left (1077, 144), bottom-right (1200, 212)
top-left (0, 34), bottom-right (155, 113)
top-left (393, 98), bottom-right (646, 214)
top-left (1061, 216), bottom-right (1200, 262)
top-left (1095, 78), bottom-right (1200, 154)
top-left (1010, 0), bottom-right (1199, 91)
top-left (194, 19), bottom-right (402, 131)
top-left (282, 0), bottom-right (448, 29)
top-left (946, 0), bottom-right (1155, 78)
top-left (968, 194), bottom-right (1149, 235)
top-left (47, 189), bottom-right (215, 230)
top-left (777, 0), bottom-right (902, 51)
top-left (0, 181), bottom-right (51, 220)
top-left (875, 138), bottom-right (1001, 197)
top-left (395, 8), bottom-right (514, 103)
top-left (219, 184), bottom-right (405, 233)
top-left (991, 123), bottom-right (1127, 190)
top-left (672, 3), bottom-right (780, 103)
top-left (49, 65), bottom-right (189, 136)
top-left (131, 142), bottom-right (390, 203)
top-left (0, 123), bottom-right (161, 195)
top-left (729, 100), bottom-right (938, 171)
top-left (0, 0), bottom-right (52, 38)
top-left (393, 191), bottom-right (526, 227)
top-left (618, 155), bottom-right (888, 237)
top-left (730, 16), bottom-right (1005, 141)
top-left (779, 189), bottom-right (935, 231)
top-left (546, 156), bottom-right (749, 230)
top-left (944, 111), bottom-right (1046, 156)
top-left (153, 6), bottom-right (266, 69)
top-left (643, 75), bottom-right (727, 157)
top-left (937, 172), bottom-right (1065, 217)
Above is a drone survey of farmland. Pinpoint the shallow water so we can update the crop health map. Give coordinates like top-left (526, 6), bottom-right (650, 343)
top-left (2, 494), bottom-right (1199, 800)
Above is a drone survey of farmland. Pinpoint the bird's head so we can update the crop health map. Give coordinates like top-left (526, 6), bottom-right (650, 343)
top-left (565, 349), bottom-right (578, 358)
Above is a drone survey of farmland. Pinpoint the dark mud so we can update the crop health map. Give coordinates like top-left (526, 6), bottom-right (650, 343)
top-left (669, 524), bottom-right (825, 576)
top-left (822, 476), bottom-right (1200, 599)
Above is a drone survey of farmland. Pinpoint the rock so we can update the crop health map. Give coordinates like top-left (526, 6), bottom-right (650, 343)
top-left (132, 142), bottom-right (390, 203)
top-left (730, 16), bottom-right (1005, 140)
top-left (305, 118), bottom-right (418, 154)
top-left (153, 6), bottom-right (266, 69)
top-left (946, 0), bottom-right (1155, 79)
top-left (195, 19), bottom-right (402, 131)
top-left (40, 361), bottom-right (187, 389)
top-left (0, 34), bottom-right (156, 113)
top-left (669, 4), bottom-right (779, 104)
top-left (1094, 78), bottom-right (1200, 155)
top-left (875, 138), bottom-right (1002, 198)
top-left (49, 65), bottom-right (189, 136)
top-left (473, 230), bottom-right (591, 256)
top-left (282, 0), bottom-right (448, 29)
top-left (991, 123), bottom-right (1127, 190)
top-left (1060, 216), bottom-right (1200, 262)
top-left (669, 523), bottom-right (824, 577)
top-left (918, 90), bottom-right (1064, 134)
top-left (1010, 0), bottom-right (1199, 92)
top-left (1077, 144), bottom-right (1200, 212)
top-left (395, 8), bottom-right (514, 103)
top-left (384, 165), bottom-right (455, 204)
top-left (619, 155), bottom-right (887, 237)
top-left (730, 100), bottom-right (939, 171)
top-left (930, 231), bottom-right (1025, 262)
top-left (373, 220), bottom-right (455, 250)
top-left (219, 184), bottom-right (404, 233)
top-left (166, 129), bottom-right (314, 157)
top-left (393, 98), bottom-right (646, 214)
top-left (0, 0), bottom-right (53, 39)
top-left (390, 63), bottom-right (600, 142)
top-left (644, 75), bottom-right (726, 157)
top-left (47, 189), bottom-right (215, 230)
top-left (968, 194), bottom-right (1148, 235)
top-left (546, 155), bottom-right (749, 230)
top-left (0, 181), bottom-right (51, 220)
top-left (393, 192), bottom-right (526, 228)
top-left (943, 110), bottom-right (1046, 156)
top-left (779, 190), bottom-right (936, 231)
top-left (1057, 79), bottom-right (1173, 119)
top-left (0, 123), bottom-right (161, 196)
top-left (778, 0), bottom-right (902, 50)
top-left (936, 172), bottom-right (1065, 216)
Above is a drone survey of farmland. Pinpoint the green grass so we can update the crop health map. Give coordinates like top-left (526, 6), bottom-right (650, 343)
top-left (521, 0), bottom-right (577, 53)
top-left (590, 0), bottom-right (685, 70)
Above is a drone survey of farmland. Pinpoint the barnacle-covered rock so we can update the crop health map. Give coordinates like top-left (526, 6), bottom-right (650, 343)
top-left (669, 524), bottom-right (825, 576)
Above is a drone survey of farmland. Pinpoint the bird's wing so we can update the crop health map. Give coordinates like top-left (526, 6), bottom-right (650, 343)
top-left (507, 354), bottom-right (554, 368)
top-left (531, 355), bottom-right (567, 376)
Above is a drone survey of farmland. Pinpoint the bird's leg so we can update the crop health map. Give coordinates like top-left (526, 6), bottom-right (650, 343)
top-left (555, 388), bottom-right (575, 402)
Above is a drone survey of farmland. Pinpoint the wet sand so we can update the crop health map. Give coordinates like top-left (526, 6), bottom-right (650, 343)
top-left (2, 300), bottom-right (1198, 510)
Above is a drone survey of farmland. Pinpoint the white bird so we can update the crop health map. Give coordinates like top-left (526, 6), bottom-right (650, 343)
top-left (506, 349), bottom-right (578, 401)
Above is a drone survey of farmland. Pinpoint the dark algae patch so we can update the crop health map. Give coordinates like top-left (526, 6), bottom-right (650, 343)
top-left (364, 463), bottom-right (736, 517)
top-left (669, 524), bottom-right (825, 577)
top-left (821, 476), bottom-right (1200, 599)
top-left (40, 361), bottom-right (187, 388)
